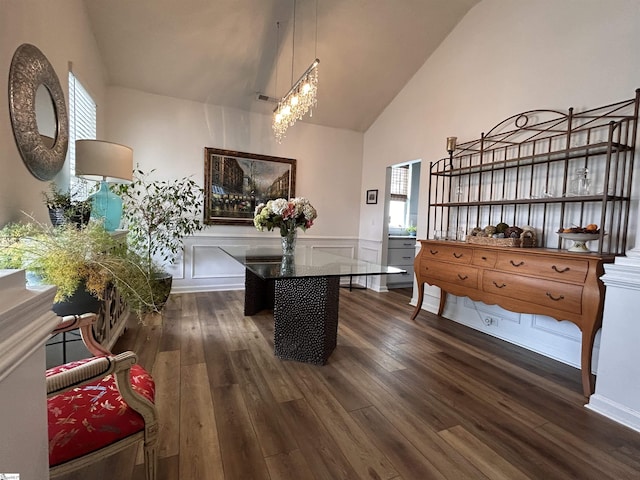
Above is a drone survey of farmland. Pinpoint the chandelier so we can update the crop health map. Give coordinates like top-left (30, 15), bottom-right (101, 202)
top-left (273, 59), bottom-right (319, 143)
top-left (272, 0), bottom-right (319, 143)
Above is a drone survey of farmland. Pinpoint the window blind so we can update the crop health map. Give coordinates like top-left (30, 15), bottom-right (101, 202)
top-left (68, 71), bottom-right (96, 194)
top-left (390, 165), bottom-right (409, 201)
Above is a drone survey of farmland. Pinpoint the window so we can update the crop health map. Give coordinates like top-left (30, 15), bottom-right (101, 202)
top-left (68, 70), bottom-right (96, 194)
top-left (389, 165), bottom-right (409, 227)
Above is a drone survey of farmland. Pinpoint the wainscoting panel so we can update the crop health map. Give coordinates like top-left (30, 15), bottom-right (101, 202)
top-left (358, 238), bottom-right (385, 291)
top-left (171, 233), bottom-right (362, 293)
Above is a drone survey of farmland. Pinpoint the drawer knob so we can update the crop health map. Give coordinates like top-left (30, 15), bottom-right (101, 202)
top-left (552, 265), bottom-right (570, 273)
top-left (546, 292), bottom-right (565, 301)
top-left (481, 256), bottom-right (488, 260)
top-left (510, 260), bottom-right (525, 267)
top-left (458, 274), bottom-right (468, 280)
top-left (492, 281), bottom-right (507, 288)
top-left (430, 249), bottom-right (438, 255)
top-left (453, 252), bottom-right (463, 259)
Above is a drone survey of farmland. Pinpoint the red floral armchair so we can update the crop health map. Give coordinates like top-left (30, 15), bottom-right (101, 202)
top-left (46, 313), bottom-right (158, 480)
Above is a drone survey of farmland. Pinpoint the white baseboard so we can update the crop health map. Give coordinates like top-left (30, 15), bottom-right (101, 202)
top-left (586, 394), bottom-right (640, 433)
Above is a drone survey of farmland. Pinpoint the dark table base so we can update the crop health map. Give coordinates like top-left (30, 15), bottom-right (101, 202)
top-left (244, 270), bottom-right (340, 365)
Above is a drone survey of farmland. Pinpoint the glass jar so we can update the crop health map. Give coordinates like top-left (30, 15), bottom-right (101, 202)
top-left (571, 168), bottom-right (590, 196)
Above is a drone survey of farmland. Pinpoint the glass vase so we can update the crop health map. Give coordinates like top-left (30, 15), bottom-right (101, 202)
top-left (280, 255), bottom-right (296, 276)
top-left (281, 229), bottom-right (297, 256)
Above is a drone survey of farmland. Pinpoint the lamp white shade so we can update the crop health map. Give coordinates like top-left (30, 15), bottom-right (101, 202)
top-left (75, 139), bottom-right (133, 183)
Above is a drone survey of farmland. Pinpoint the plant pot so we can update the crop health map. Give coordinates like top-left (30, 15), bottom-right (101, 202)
top-left (51, 280), bottom-right (101, 316)
top-left (47, 206), bottom-right (91, 229)
top-left (153, 272), bottom-right (173, 311)
top-left (48, 207), bottom-right (65, 227)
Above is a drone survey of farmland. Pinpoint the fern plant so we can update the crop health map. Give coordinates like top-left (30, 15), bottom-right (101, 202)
top-left (0, 220), bottom-right (158, 315)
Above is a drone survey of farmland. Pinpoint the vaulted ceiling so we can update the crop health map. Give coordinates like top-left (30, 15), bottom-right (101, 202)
top-left (84, 0), bottom-right (479, 132)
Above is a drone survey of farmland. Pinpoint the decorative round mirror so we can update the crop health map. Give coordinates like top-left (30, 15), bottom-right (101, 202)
top-left (8, 43), bottom-right (68, 181)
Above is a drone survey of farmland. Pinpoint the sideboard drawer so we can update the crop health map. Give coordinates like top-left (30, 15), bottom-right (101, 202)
top-left (483, 270), bottom-right (583, 314)
top-left (419, 261), bottom-right (478, 288)
top-left (495, 252), bottom-right (589, 283)
top-left (422, 243), bottom-right (472, 264)
top-left (472, 249), bottom-right (498, 268)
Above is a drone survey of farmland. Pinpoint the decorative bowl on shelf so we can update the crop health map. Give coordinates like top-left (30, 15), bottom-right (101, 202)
top-left (557, 232), bottom-right (604, 252)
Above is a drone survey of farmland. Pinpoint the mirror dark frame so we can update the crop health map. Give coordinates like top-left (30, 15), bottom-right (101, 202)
top-left (8, 43), bottom-right (68, 181)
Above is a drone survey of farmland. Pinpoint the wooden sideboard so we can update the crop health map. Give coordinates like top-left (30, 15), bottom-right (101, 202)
top-left (411, 240), bottom-right (615, 397)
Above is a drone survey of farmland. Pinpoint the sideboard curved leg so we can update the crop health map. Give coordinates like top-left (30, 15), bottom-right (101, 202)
top-left (437, 289), bottom-right (447, 316)
top-left (581, 325), bottom-right (598, 397)
top-left (410, 282), bottom-right (425, 321)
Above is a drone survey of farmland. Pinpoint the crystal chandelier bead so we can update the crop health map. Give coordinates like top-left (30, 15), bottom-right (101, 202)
top-left (273, 60), bottom-right (319, 143)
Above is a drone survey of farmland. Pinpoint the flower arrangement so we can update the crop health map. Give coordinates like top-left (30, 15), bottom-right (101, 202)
top-left (253, 197), bottom-right (317, 236)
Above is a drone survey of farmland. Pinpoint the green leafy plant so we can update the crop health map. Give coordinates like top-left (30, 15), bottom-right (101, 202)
top-left (0, 219), bottom-right (158, 315)
top-left (406, 225), bottom-right (417, 235)
top-left (115, 168), bottom-right (204, 274)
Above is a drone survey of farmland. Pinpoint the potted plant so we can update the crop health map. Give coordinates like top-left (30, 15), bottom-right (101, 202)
top-left (115, 168), bottom-right (204, 310)
top-left (42, 182), bottom-right (92, 227)
top-left (0, 219), bottom-right (156, 316)
top-left (406, 225), bottom-right (417, 236)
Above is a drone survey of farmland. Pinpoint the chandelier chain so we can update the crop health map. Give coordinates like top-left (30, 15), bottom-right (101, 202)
top-left (274, 21), bottom-right (280, 100)
top-left (272, 0), bottom-right (320, 143)
top-left (291, 0), bottom-right (296, 86)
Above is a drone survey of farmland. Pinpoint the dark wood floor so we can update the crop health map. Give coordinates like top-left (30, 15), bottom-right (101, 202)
top-left (59, 287), bottom-right (640, 479)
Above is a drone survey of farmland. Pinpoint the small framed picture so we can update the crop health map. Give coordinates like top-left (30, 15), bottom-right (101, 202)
top-left (366, 189), bottom-right (378, 204)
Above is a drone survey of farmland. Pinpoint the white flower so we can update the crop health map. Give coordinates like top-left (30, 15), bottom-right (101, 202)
top-left (253, 197), bottom-right (317, 234)
top-left (270, 198), bottom-right (289, 216)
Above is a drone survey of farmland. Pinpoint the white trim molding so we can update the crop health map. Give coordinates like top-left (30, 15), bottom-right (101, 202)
top-left (0, 269), bottom-right (59, 479)
top-left (586, 256), bottom-right (640, 432)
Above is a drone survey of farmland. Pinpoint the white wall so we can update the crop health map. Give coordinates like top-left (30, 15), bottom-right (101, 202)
top-left (0, 0), bottom-right (107, 226)
top-left (361, 0), bottom-right (640, 371)
top-left (104, 87), bottom-right (365, 290)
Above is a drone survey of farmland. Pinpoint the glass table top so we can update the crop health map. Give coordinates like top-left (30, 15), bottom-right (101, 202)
top-left (219, 245), bottom-right (406, 280)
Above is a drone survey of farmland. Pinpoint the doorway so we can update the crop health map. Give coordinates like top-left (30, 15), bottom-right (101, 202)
top-left (386, 160), bottom-right (421, 235)
top-left (383, 160), bottom-right (421, 289)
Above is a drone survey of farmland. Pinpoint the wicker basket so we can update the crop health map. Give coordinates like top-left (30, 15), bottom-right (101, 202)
top-left (467, 236), bottom-right (521, 247)
top-left (466, 234), bottom-right (537, 248)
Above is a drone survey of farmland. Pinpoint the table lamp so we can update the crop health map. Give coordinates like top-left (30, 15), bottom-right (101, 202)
top-left (75, 139), bottom-right (133, 231)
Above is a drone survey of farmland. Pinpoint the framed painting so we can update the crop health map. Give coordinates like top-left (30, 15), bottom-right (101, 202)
top-left (204, 147), bottom-right (297, 225)
top-left (366, 189), bottom-right (378, 204)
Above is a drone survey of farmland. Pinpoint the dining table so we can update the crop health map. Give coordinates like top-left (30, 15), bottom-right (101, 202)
top-left (219, 245), bottom-right (406, 365)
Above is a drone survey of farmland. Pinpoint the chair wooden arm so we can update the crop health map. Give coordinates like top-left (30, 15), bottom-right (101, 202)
top-left (52, 313), bottom-right (112, 356)
top-left (46, 352), bottom-right (134, 396)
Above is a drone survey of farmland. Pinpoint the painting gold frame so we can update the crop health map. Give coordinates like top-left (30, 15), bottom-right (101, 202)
top-left (204, 147), bottom-right (297, 225)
